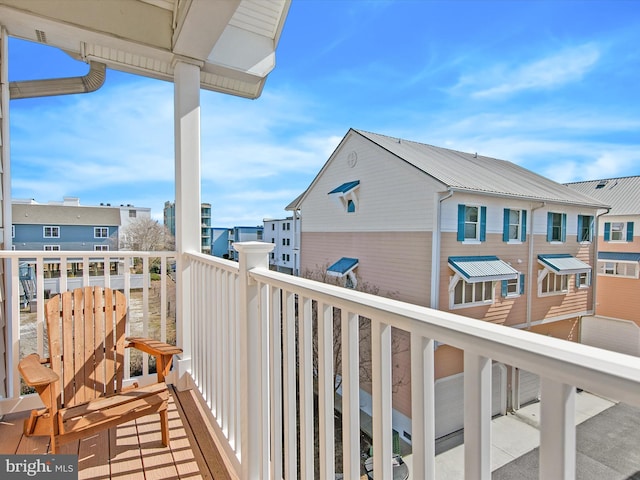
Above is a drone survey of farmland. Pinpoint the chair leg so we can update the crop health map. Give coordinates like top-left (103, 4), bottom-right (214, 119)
top-left (160, 409), bottom-right (169, 447)
top-left (49, 434), bottom-right (57, 454)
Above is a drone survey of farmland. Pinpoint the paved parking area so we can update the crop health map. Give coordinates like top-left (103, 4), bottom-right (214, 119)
top-left (493, 402), bottom-right (640, 479)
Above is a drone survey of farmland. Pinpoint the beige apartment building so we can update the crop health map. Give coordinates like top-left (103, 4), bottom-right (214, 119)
top-left (289, 128), bottom-right (609, 440)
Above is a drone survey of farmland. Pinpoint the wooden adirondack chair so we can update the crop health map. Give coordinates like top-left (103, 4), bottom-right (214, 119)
top-left (18, 286), bottom-right (182, 453)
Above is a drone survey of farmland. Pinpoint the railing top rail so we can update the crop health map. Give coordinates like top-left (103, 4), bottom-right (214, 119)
top-left (0, 250), bottom-right (177, 259)
top-left (185, 251), bottom-right (240, 273)
top-left (250, 266), bottom-right (640, 407)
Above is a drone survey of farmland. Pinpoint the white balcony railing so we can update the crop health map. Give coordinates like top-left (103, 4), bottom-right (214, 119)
top-left (185, 243), bottom-right (640, 480)
top-left (4, 244), bottom-right (640, 480)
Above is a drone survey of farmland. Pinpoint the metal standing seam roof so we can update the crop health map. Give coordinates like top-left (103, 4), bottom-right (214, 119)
top-left (565, 176), bottom-right (640, 216)
top-left (538, 254), bottom-right (591, 274)
top-left (448, 256), bottom-right (519, 283)
top-left (598, 252), bottom-right (640, 262)
top-left (353, 129), bottom-right (609, 208)
top-left (327, 257), bottom-right (359, 276)
top-left (328, 180), bottom-right (360, 195)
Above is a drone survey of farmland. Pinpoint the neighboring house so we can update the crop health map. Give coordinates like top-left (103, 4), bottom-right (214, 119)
top-left (566, 176), bottom-right (640, 356)
top-left (227, 226), bottom-right (264, 261)
top-left (116, 203), bottom-right (151, 248)
top-left (12, 197), bottom-right (120, 252)
top-left (164, 201), bottom-right (212, 254)
top-left (211, 227), bottom-right (230, 258)
top-left (264, 216), bottom-right (300, 274)
top-left (288, 128), bottom-right (608, 441)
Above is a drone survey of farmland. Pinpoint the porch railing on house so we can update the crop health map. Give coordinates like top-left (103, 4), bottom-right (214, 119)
top-left (4, 244), bottom-right (640, 480)
top-left (185, 242), bottom-right (640, 480)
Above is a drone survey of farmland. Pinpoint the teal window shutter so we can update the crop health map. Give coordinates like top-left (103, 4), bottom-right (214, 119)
top-left (519, 274), bottom-right (525, 295)
top-left (480, 206), bottom-right (487, 242)
top-left (503, 209), bottom-right (510, 242)
top-left (521, 210), bottom-right (527, 241)
top-left (546, 212), bottom-right (553, 241)
top-left (501, 280), bottom-right (508, 296)
top-left (604, 222), bottom-right (611, 241)
top-left (577, 215), bottom-right (584, 242)
top-left (627, 222), bottom-right (634, 242)
top-left (457, 204), bottom-right (466, 241)
top-left (561, 213), bottom-right (567, 242)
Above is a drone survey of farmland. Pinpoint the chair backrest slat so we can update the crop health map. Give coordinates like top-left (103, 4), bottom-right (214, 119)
top-left (45, 287), bottom-right (128, 408)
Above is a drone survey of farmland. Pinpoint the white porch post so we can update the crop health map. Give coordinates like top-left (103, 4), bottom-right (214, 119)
top-left (464, 352), bottom-right (492, 480)
top-left (173, 60), bottom-right (201, 389)
top-left (235, 241), bottom-right (274, 480)
top-left (539, 378), bottom-right (576, 479)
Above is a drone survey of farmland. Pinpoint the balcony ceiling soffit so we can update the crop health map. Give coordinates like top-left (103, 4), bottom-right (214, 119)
top-left (0, 0), bottom-right (289, 98)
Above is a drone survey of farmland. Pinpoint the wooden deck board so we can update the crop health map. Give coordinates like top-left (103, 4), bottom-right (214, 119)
top-left (0, 386), bottom-right (233, 479)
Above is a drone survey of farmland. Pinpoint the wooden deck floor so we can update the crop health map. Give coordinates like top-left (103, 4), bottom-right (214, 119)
top-left (0, 386), bottom-right (235, 480)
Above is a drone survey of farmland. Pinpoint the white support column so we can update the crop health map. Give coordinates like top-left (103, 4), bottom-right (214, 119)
top-left (464, 352), bottom-right (492, 480)
top-left (235, 241), bottom-right (274, 480)
top-left (0, 26), bottom-right (11, 400)
top-left (411, 334), bottom-right (436, 480)
top-left (539, 378), bottom-right (576, 480)
top-left (173, 60), bottom-right (201, 389)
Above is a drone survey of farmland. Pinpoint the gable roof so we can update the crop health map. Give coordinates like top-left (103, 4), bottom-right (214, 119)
top-left (565, 176), bottom-right (640, 216)
top-left (288, 129), bottom-right (609, 210)
top-left (354, 129), bottom-right (608, 207)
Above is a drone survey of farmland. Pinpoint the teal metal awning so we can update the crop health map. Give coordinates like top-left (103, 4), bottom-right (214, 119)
top-left (538, 254), bottom-right (591, 274)
top-left (448, 256), bottom-right (518, 283)
top-left (327, 257), bottom-right (359, 277)
top-left (598, 252), bottom-right (640, 262)
top-left (328, 180), bottom-right (360, 195)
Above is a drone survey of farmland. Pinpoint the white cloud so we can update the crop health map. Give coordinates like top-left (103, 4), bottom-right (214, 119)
top-left (452, 43), bottom-right (601, 99)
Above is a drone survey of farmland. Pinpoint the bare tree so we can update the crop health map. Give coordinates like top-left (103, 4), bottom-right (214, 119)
top-left (121, 217), bottom-right (174, 252)
top-left (302, 264), bottom-right (409, 395)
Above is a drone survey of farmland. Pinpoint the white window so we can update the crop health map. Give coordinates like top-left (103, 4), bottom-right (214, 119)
top-left (540, 271), bottom-right (568, 295)
top-left (44, 245), bottom-right (60, 251)
top-left (598, 261), bottom-right (639, 278)
top-left (504, 277), bottom-right (521, 297)
top-left (576, 271), bottom-right (591, 288)
top-left (610, 222), bottom-right (625, 241)
top-left (129, 209), bottom-right (137, 218)
top-left (43, 226), bottom-right (60, 238)
top-left (452, 279), bottom-right (493, 307)
top-left (94, 245), bottom-right (109, 251)
top-left (508, 210), bottom-right (522, 241)
top-left (94, 227), bottom-right (109, 238)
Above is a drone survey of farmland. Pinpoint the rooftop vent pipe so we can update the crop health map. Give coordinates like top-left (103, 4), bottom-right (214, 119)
top-left (9, 60), bottom-right (106, 100)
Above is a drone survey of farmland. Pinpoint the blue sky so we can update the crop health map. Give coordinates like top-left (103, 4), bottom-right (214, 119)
top-left (8, 1), bottom-right (640, 225)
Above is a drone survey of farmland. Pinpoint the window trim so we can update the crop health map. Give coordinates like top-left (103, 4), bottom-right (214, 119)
top-left (502, 274), bottom-right (525, 298)
top-left (575, 271), bottom-right (591, 288)
top-left (604, 221), bottom-right (634, 242)
top-left (538, 269), bottom-right (569, 296)
top-left (94, 227), bottom-right (109, 239)
top-left (503, 208), bottom-right (527, 243)
top-left (43, 226), bottom-right (60, 238)
top-left (546, 212), bottom-right (567, 243)
top-left (577, 214), bottom-right (594, 243)
top-left (597, 260), bottom-right (639, 279)
top-left (457, 204), bottom-right (487, 243)
top-left (450, 277), bottom-right (494, 309)
top-left (94, 245), bottom-right (110, 251)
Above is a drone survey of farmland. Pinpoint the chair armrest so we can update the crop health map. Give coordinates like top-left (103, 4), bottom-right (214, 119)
top-left (18, 354), bottom-right (59, 387)
top-left (126, 337), bottom-right (182, 357)
top-left (126, 338), bottom-right (182, 383)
